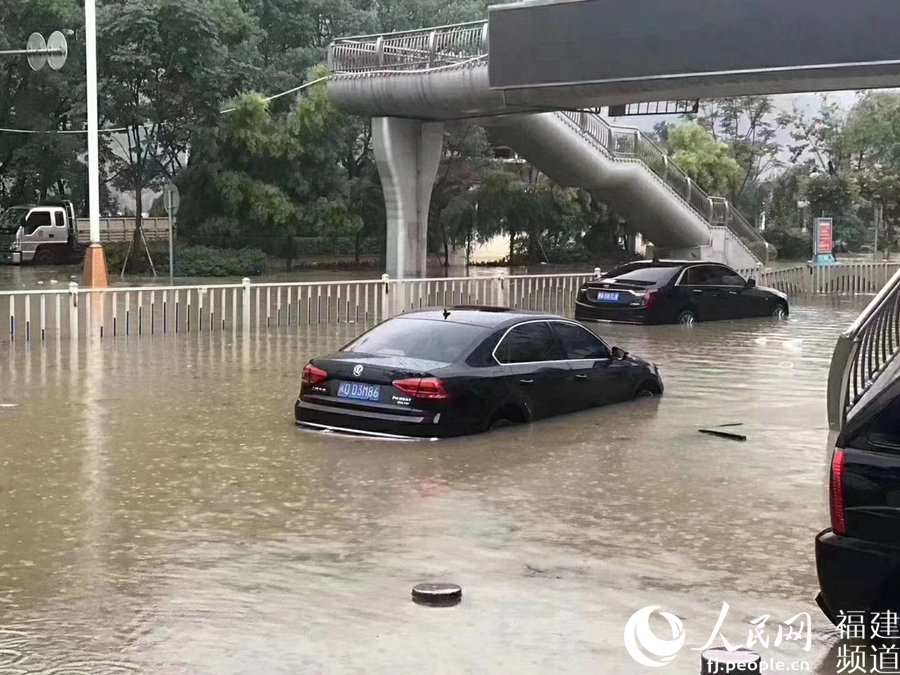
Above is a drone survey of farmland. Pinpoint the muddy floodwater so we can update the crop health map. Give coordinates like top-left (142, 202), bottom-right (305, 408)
top-left (0, 296), bottom-right (871, 673)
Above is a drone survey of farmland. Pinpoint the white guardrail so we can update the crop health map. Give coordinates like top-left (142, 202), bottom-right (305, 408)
top-left (2, 264), bottom-right (900, 343)
top-left (0, 272), bottom-right (593, 342)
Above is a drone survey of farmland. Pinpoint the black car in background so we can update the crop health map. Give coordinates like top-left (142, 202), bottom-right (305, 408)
top-left (295, 307), bottom-right (663, 439)
top-left (575, 260), bottom-right (789, 325)
top-left (816, 378), bottom-right (900, 624)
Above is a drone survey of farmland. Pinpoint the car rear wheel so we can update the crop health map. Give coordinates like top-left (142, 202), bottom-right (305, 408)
top-left (676, 310), bottom-right (696, 326)
top-left (772, 303), bottom-right (788, 319)
top-left (487, 405), bottom-right (527, 431)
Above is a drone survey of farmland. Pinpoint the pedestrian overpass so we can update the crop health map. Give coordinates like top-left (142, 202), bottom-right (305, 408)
top-left (327, 0), bottom-right (900, 278)
top-left (327, 22), bottom-right (767, 277)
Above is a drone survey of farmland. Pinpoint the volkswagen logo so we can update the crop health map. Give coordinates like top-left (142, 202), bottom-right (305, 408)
top-left (353, 364), bottom-right (364, 377)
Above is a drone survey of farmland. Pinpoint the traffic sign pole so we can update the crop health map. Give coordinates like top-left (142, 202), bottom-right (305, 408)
top-left (168, 190), bottom-right (174, 285)
top-left (164, 183), bottom-right (180, 285)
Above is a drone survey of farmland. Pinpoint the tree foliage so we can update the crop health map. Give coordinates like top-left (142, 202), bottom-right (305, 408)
top-left (667, 123), bottom-right (742, 198)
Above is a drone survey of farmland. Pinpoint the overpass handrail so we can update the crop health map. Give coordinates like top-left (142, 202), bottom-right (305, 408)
top-left (827, 266), bottom-right (900, 430)
top-left (560, 110), bottom-right (768, 262)
top-left (329, 21), bottom-right (489, 72)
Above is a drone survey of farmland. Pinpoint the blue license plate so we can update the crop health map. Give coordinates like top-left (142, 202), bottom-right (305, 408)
top-left (596, 291), bottom-right (621, 303)
top-left (337, 382), bottom-right (381, 402)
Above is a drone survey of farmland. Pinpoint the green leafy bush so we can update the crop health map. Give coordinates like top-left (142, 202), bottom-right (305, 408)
top-left (174, 246), bottom-right (268, 277)
top-left (102, 242), bottom-right (268, 277)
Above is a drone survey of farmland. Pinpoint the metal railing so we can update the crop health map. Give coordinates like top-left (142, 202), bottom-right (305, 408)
top-left (328, 21), bottom-right (488, 72)
top-left (828, 266), bottom-right (900, 430)
top-left (0, 272), bottom-right (593, 343)
top-left (5, 264), bottom-right (900, 344)
top-left (329, 21), bottom-right (768, 265)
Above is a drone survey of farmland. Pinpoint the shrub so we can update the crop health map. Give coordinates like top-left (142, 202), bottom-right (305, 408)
top-left (173, 246), bottom-right (268, 277)
top-left (102, 242), bottom-right (268, 277)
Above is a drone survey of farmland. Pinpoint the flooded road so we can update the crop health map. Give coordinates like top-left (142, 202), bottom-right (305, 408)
top-left (0, 296), bottom-right (869, 673)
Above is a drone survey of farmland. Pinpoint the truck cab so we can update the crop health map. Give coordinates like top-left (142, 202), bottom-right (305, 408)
top-left (0, 201), bottom-right (84, 265)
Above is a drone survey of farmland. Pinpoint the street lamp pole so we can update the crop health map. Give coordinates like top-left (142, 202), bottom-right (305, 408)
top-left (82, 0), bottom-right (109, 287)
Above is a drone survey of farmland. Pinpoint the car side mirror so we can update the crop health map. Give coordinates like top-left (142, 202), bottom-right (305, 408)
top-left (611, 346), bottom-right (628, 361)
top-left (745, 278), bottom-right (757, 288)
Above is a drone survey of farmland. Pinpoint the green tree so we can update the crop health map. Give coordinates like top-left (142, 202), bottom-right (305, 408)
top-left (0, 0), bottom-right (88, 207)
top-left (97, 0), bottom-right (257, 270)
top-left (698, 96), bottom-right (780, 211)
top-left (668, 123), bottom-right (742, 198)
top-left (178, 74), bottom-right (356, 268)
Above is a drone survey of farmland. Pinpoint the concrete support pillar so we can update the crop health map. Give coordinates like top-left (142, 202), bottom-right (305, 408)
top-left (372, 117), bottom-right (443, 279)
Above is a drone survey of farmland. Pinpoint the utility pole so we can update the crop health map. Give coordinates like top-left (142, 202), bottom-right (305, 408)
top-left (82, 0), bottom-right (109, 288)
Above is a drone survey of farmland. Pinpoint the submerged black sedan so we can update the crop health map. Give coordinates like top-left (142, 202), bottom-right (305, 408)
top-left (575, 260), bottom-right (789, 325)
top-left (295, 307), bottom-right (663, 439)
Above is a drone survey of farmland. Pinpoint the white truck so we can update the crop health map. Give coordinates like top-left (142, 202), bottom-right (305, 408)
top-left (0, 201), bottom-right (85, 265)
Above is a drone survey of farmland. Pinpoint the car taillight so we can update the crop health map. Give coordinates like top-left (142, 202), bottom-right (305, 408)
top-left (302, 364), bottom-right (329, 386)
top-left (393, 377), bottom-right (450, 400)
top-left (830, 449), bottom-right (847, 535)
top-left (643, 290), bottom-right (659, 309)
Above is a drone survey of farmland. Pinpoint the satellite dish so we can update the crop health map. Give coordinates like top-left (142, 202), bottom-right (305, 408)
top-left (26, 33), bottom-right (47, 72)
top-left (47, 31), bottom-right (68, 71)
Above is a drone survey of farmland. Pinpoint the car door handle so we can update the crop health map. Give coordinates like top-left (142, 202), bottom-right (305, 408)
top-left (692, 289), bottom-right (703, 293)
top-left (575, 374), bottom-right (588, 380)
top-left (519, 378), bottom-right (534, 385)
top-left (48, 233), bottom-right (54, 238)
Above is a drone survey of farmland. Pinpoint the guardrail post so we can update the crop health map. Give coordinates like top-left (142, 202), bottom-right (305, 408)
top-left (662, 154), bottom-right (669, 182)
top-left (594, 267), bottom-right (603, 279)
top-left (375, 36), bottom-right (384, 67)
top-left (68, 281), bottom-right (79, 339)
top-left (380, 273), bottom-right (392, 321)
top-left (241, 277), bottom-right (251, 334)
top-left (685, 176), bottom-right (692, 203)
top-left (427, 30), bottom-right (437, 68)
top-left (481, 22), bottom-right (489, 51)
top-left (494, 272), bottom-right (507, 307)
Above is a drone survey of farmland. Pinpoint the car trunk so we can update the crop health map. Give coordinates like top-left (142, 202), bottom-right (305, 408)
top-left (836, 388), bottom-right (900, 545)
top-left (304, 353), bottom-right (451, 413)
top-left (581, 280), bottom-right (652, 307)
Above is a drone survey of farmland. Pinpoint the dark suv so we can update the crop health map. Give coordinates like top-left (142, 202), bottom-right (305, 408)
top-left (816, 381), bottom-right (900, 623)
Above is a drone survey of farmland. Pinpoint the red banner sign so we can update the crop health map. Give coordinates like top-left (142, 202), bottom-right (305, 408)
top-left (816, 218), bottom-right (834, 255)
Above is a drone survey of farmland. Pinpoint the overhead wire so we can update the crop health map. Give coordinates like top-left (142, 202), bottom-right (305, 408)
top-left (0, 75), bottom-right (332, 135)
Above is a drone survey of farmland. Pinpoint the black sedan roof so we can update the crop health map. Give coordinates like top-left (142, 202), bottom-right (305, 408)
top-left (395, 306), bottom-right (563, 330)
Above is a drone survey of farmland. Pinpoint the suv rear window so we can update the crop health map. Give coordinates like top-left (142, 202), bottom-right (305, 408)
top-left (601, 266), bottom-right (679, 286)
top-left (867, 396), bottom-right (900, 452)
top-left (342, 317), bottom-right (485, 363)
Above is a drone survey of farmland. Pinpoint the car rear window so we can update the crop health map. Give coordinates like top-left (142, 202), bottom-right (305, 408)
top-left (342, 317), bottom-right (486, 363)
top-left (867, 395), bottom-right (900, 452)
top-left (601, 266), bottom-right (679, 286)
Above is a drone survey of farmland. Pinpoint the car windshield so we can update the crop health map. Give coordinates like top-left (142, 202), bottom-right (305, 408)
top-left (0, 207), bottom-right (27, 235)
top-left (342, 317), bottom-right (487, 363)
top-left (601, 265), bottom-right (680, 286)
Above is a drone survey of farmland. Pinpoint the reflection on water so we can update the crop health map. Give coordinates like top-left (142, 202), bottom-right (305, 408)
top-left (0, 296), bottom-right (870, 673)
